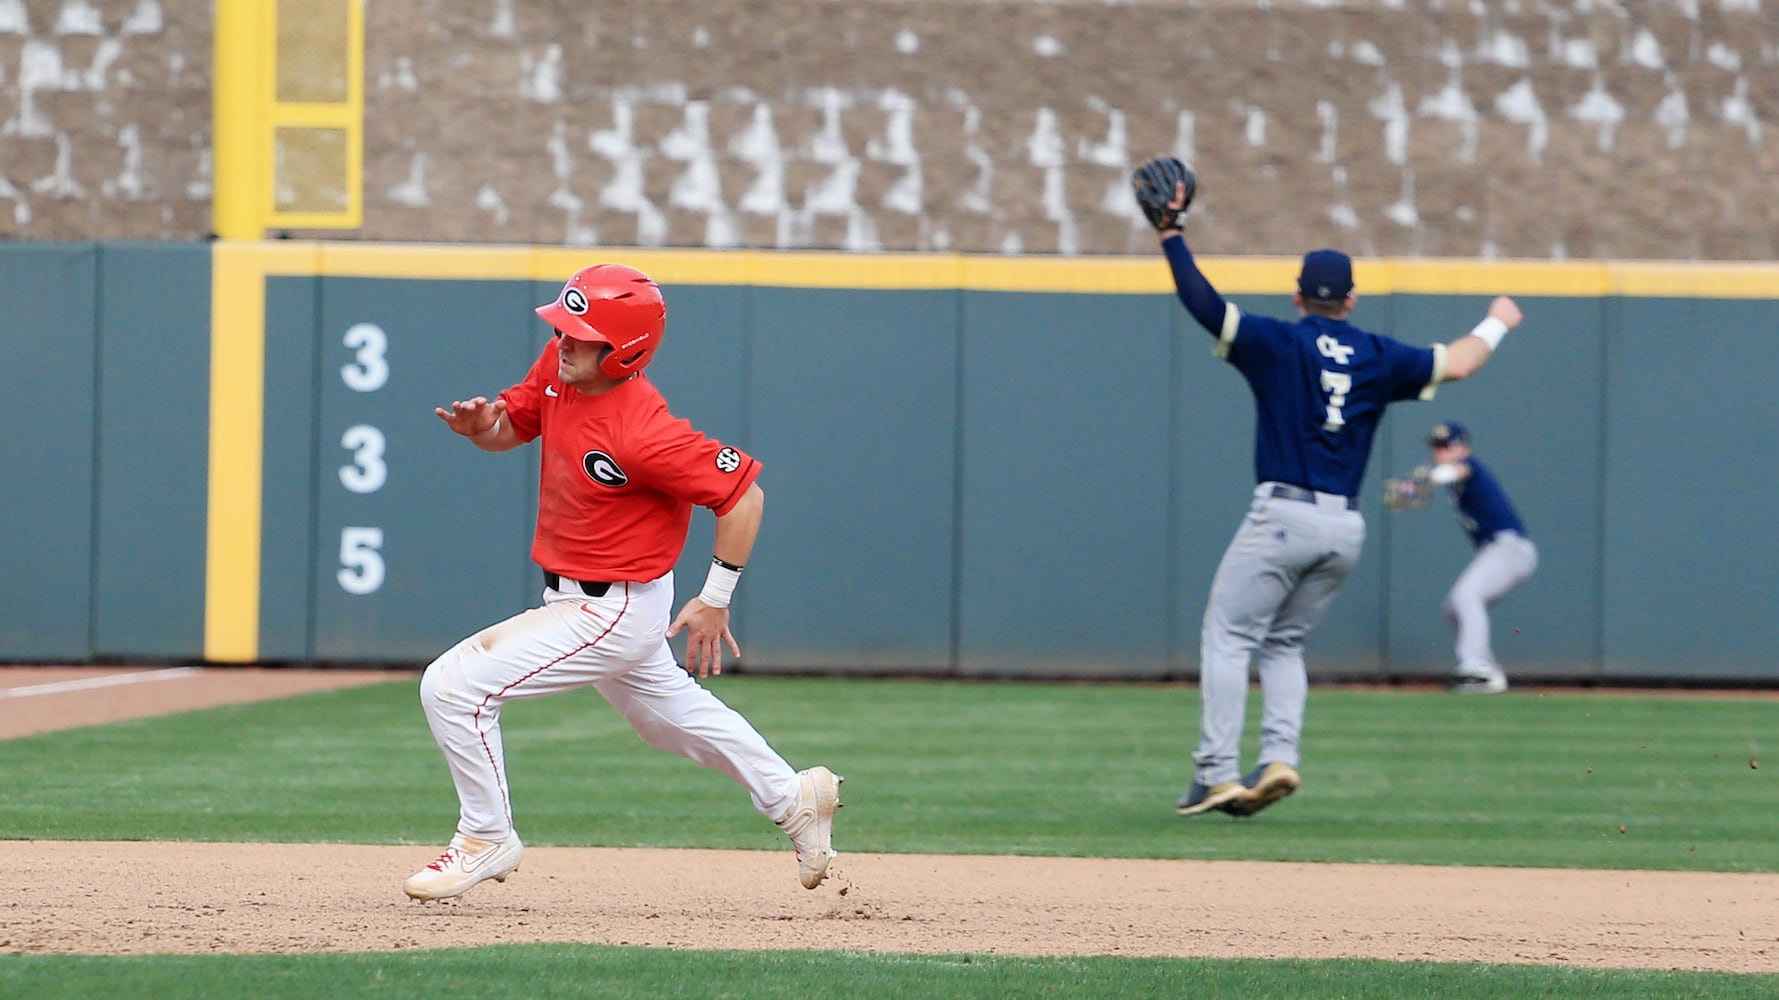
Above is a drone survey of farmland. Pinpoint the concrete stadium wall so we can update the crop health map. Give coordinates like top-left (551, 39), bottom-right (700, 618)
top-left (2, 241), bottom-right (1775, 684)
top-left (2, 1), bottom-right (1776, 261)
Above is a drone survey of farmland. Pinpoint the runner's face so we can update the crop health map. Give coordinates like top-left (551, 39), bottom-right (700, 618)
top-left (555, 334), bottom-right (618, 390)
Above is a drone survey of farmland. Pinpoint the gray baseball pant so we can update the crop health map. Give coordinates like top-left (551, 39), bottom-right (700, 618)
top-left (1192, 485), bottom-right (1366, 786)
top-left (1445, 530), bottom-right (1538, 675)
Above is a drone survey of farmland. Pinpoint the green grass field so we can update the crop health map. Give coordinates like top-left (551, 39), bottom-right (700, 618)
top-left (2, 675), bottom-right (1774, 997)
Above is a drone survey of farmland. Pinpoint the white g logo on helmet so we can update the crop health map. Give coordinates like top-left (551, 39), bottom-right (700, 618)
top-left (563, 288), bottom-right (589, 314)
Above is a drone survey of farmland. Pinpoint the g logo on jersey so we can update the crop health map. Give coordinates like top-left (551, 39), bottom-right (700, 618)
top-left (582, 450), bottom-right (628, 487)
top-left (715, 447), bottom-right (741, 473)
top-left (563, 288), bottom-right (589, 315)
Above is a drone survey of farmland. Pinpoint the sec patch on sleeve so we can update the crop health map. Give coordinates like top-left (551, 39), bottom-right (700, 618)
top-left (715, 447), bottom-right (741, 473)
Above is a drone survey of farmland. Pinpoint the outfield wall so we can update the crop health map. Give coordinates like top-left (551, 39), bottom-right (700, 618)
top-left (3, 242), bottom-right (1775, 682)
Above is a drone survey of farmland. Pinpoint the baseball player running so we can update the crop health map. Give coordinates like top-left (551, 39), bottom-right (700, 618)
top-left (404, 264), bottom-right (841, 901)
top-left (1130, 156), bottom-right (1525, 817)
top-left (1417, 421), bottom-right (1537, 694)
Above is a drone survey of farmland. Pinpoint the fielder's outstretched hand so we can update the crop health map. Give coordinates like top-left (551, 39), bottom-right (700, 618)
top-left (1487, 296), bottom-right (1524, 330)
top-left (668, 599), bottom-right (742, 679)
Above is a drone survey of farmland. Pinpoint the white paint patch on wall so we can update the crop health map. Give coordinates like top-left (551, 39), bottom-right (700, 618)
top-left (31, 133), bottom-right (85, 198)
top-left (1328, 165), bottom-right (1359, 229)
top-left (521, 45), bottom-right (563, 103)
top-left (122, 0), bottom-right (161, 35)
top-left (1417, 72), bottom-right (1479, 163)
top-left (1369, 79), bottom-right (1409, 166)
top-left (731, 103), bottom-right (786, 216)
top-left (389, 150), bottom-right (430, 207)
top-left (1567, 77), bottom-right (1624, 152)
top-left (476, 183), bottom-right (509, 225)
top-left (0, 168), bottom-right (28, 224)
top-left (0, 0), bottom-right (29, 34)
top-left (1628, 29), bottom-right (1666, 69)
top-left (870, 89), bottom-right (923, 215)
top-left (1495, 78), bottom-right (1549, 161)
top-left (102, 121), bottom-right (143, 199)
top-left (1481, 29), bottom-right (1531, 67)
top-left (1317, 100), bottom-right (1339, 163)
top-left (378, 56), bottom-right (418, 91)
top-left (490, 0), bottom-right (515, 40)
top-left (1027, 108), bottom-right (1077, 254)
top-left (54, 0), bottom-right (102, 36)
top-left (1171, 109), bottom-right (1197, 166)
top-left (1243, 105), bottom-right (1267, 147)
top-left (14, 40), bottom-right (66, 137)
top-left (1385, 167), bottom-right (1419, 228)
top-left (958, 104), bottom-right (993, 214)
top-left (1705, 42), bottom-right (1741, 70)
top-left (1720, 75), bottom-right (1763, 145)
top-left (1654, 77), bottom-right (1690, 148)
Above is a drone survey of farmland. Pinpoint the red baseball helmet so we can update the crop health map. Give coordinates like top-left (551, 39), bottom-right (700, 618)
top-left (535, 264), bottom-right (666, 378)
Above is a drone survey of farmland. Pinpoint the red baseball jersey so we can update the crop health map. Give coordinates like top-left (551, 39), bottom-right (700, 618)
top-left (500, 340), bottom-right (761, 582)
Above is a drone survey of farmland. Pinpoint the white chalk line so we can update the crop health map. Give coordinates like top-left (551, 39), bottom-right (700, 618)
top-left (0, 667), bottom-right (203, 699)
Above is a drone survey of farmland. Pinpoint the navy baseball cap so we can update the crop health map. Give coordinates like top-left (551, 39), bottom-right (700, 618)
top-left (1297, 249), bottom-right (1354, 301)
top-left (1428, 421), bottom-right (1469, 447)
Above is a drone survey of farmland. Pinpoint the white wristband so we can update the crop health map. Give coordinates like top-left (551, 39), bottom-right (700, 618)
top-left (698, 559), bottom-right (743, 609)
top-left (1468, 316), bottom-right (1508, 351)
top-left (472, 416), bottom-right (503, 442)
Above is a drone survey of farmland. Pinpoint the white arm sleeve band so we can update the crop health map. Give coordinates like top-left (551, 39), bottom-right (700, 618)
top-left (1418, 343), bottom-right (1447, 400)
top-left (1211, 303), bottom-right (1242, 359)
top-left (1469, 316), bottom-right (1508, 351)
top-left (698, 560), bottom-right (743, 609)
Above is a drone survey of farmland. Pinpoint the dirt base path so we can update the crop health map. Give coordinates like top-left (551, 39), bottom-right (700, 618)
top-left (4, 842), bottom-right (1776, 971)
top-left (4, 667), bottom-right (1777, 972)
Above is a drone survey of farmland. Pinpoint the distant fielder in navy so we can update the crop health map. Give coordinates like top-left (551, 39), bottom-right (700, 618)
top-left (1130, 156), bottom-right (1525, 817)
top-left (1384, 422), bottom-right (1537, 694)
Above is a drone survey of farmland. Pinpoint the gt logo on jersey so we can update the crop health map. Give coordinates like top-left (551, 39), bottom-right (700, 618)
top-left (582, 450), bottom-right (628, 487)
top-left (715, 447), bottom-right (742, 473)
top-left (563, 288), bottom-right (589, 314)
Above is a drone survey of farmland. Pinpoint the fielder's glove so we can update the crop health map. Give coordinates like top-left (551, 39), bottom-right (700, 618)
top-left (1131, 156), bottom-right (1196, 231)
top-left (1383, 466), bottom-right (1434, 512)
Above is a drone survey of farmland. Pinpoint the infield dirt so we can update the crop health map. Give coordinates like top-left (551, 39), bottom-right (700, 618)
top-left (4, 667), bottom-right (1777, 972)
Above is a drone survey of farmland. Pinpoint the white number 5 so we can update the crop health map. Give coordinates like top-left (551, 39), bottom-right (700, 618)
top-left (337, 526), bottom-right (386, 595)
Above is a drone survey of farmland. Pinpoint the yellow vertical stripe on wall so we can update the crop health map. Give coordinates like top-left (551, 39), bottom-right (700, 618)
top-left (204, 244), bottom-right (271, 661)
top-left (211, 0), bottom-right (270, 240)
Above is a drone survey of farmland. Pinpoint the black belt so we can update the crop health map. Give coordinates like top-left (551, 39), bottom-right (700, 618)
top-left (1270, 483), bottom-right (1360, 511)
top-left (543, 571), bottom-right (611, 597)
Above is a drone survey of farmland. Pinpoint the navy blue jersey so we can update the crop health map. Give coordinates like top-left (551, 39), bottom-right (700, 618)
top-left (1162, 235), bottom-right (1441, 498)
top-left (1224, 312), bottom-right (1438, 497)
top-left (1448, 456), bottom-right (1526, 547)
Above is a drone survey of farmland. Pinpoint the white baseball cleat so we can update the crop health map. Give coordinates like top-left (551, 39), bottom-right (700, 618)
top-left (403, 832), bottom-right (525, 901)
top-left (777, 766), bottom-right (844, 889)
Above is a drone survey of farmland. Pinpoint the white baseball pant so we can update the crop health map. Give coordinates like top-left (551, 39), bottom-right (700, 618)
top-left (417, 573), bottom-right (801, 841)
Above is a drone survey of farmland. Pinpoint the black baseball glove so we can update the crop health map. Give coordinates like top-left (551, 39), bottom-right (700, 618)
top-left (1131, 156), bottom-right (1196, 231)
